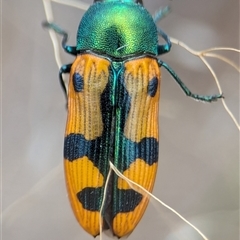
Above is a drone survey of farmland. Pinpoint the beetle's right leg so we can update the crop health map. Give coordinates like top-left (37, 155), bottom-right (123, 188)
top-left (158, 59), bottom-right (224, 102)
top-left (153, 6), bottom-right (172, 55)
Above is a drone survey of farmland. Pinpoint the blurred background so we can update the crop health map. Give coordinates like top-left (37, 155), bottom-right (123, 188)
top-left (2, 0), bottom-right (239, 239)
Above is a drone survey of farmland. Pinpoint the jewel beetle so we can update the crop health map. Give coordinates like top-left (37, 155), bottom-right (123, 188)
top-left (43, 0), bottom-right (223, 237)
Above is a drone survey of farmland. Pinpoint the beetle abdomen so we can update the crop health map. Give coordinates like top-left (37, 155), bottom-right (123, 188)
top-left (64, 53), bottom-right (160, 237)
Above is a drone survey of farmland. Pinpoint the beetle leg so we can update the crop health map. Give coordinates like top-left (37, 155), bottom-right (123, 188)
top-left (42, 22), bottom-right (77, 56)
top-left (157, 28), bottom-right (172, 55)
top-left (153, 6), bottom-right (172, 55)
top-left (158, 59), bottom-right (224, 102)
top-left (59, 63), bottom-right (72, 101)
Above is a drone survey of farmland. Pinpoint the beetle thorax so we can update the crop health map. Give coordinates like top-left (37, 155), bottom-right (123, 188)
top-left (76, 2), bottom-right (158, 58)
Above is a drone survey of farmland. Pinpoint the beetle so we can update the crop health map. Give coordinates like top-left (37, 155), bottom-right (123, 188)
top-left (43, 0), bottom-right (223, 237)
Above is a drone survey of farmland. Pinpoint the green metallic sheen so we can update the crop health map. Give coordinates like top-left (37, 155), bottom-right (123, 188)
top-left (76, 1), bottom-right (158, 58)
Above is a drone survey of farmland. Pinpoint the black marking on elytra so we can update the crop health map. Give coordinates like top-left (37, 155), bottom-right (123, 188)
top-left (77, 186), bottom-right (142, 217)
top-left (73, 72), bottom-right (84, 92)
top-left (64, 135), bottom-right (158, 174)
top-left (121, 137), bottom-right (158, 171)
top-left (64, 133), bottom-right (106, 177)
top-left (148, 77), bottom-right (158, 97)
top-left (112, 189), bottom-right (142, 217)
top-left (77, 187), bottom-right (102, 211)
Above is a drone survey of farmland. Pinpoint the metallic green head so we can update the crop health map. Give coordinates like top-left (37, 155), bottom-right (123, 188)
top-left (76, 0), bottom-right (158, 58)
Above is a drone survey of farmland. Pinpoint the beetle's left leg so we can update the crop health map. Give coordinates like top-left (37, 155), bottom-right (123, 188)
top-left (43, 22), bottom-right (75, 97)
top-left (42, 0), bottom-right (90, 56)
top-left (42, 22), bottom-right (77, 56)
top-left (158, 59), bottom-right (224, 102)
top-left (59, 63), bottom-right (72, 99)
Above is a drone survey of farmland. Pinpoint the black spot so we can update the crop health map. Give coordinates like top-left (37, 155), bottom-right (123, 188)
top-left (113, 189), bottom-right (142, 216)
top-left (73, 72), bottom-right (84, 92)
top-left (77, 187), bottom-right (102, 211)
top-left (148, 77), bottom-right (158, 97)
top-left (77, 187), bottom-right (142, 217)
